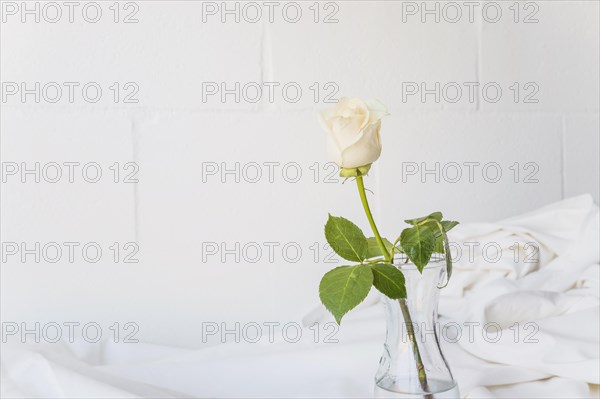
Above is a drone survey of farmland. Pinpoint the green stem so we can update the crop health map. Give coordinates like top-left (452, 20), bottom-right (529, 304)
top-left (355, 174), bottom-right (431, 396)
top-left (356, 176), bottom-right (391, 263)
top-left (400, 299), bottom-right (431, 396)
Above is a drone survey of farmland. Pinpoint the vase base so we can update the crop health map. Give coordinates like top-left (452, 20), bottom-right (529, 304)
top-left (374, 378), bottom-right (459, 399)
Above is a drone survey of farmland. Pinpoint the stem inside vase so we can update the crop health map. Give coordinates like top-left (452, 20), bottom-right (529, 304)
top-left (355, 175), bottom-right (431, 395)
top-left (399, 298), bottom-right (431, 396)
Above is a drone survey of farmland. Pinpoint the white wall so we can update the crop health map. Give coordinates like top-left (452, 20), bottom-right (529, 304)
top-left (1, 1), bottom-right (599, 347)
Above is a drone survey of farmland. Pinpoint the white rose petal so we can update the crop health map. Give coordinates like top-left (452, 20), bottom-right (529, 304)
top-left (319, 97), bottom-right (388, 169)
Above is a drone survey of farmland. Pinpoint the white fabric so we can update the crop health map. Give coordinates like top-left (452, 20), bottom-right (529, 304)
top-left (2, 195), bottom-right (599, 398)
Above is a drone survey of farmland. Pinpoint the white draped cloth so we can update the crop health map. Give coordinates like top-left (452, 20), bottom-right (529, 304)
top-left (2, 196), bottom-right (599, 398)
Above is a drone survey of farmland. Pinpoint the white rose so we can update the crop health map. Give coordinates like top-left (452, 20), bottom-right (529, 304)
top-left (319, 97), bottom-right (389, 170)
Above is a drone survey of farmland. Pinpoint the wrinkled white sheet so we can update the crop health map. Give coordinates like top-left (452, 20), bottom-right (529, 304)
top-left (2, 195), bottom-right (599, 398)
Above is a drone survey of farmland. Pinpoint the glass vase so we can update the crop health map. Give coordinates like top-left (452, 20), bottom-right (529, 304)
top-left (374, 258), bottom-right (459, 398)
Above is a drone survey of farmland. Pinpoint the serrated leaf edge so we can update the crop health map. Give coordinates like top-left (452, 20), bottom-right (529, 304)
top-left (318, 265), bottom-right (373, 324)
top-left (325, 215), bottom-right (366, 262)
top-left (371, 263), bottom-right (406, 299)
